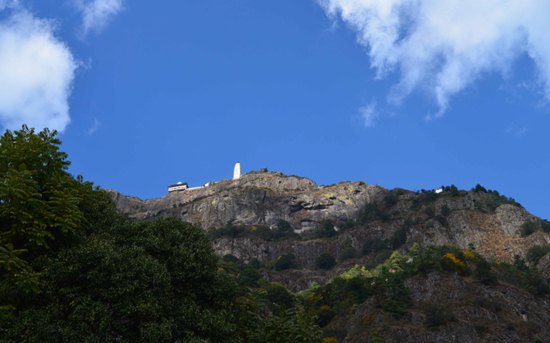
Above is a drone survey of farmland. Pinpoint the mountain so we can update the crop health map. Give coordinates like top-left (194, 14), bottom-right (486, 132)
top-left (106, 171), bottom-right (548, 266)
top-left (106, 171), bottom-right (550, 343)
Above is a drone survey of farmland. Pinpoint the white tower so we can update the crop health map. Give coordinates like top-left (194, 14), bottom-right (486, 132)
top-left (233, 162), bottom-right (242, 180)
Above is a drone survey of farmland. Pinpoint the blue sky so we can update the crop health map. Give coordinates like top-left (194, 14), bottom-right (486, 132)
top-left (1, 0), bottom-right (549, 219)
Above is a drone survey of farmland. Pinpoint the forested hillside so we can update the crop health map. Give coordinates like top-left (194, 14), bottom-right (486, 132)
top-left (2, 126), bottom-right (550, 342)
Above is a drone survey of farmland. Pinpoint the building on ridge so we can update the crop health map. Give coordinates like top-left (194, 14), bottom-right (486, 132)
top-left (168, 182), bottom-right (188, 192)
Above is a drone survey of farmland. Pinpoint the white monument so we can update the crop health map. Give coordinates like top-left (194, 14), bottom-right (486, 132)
top-left (233, 162), bottom-right (242, 180)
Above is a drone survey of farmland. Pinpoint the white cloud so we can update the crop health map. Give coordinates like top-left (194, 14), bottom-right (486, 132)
top-left (0, 10), bottom-right (78, 132)
top-left (359, 101), bottom-right (378, 127)
top-left (317, 0), bottom-right (550, 116)
top-left (0, 0), bottom-right (18, 11)
top-left (75, 0), bottom-right (124, 37)
top-left (87, 117), bottom-right (100, 134)
top-left (505, 123), bottom-right (528, 137)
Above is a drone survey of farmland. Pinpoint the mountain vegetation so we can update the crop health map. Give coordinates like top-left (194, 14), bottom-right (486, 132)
top-left (2, 125), bottom-right (550, 342)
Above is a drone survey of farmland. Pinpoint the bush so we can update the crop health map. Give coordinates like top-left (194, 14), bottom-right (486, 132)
top-left (362, 238), bottom-right (388, 255)
top-left (520, 221), bottom-right (539, 237)
top-left (277, 219), bottom-right (292, 232)
top-left (342, 219), bottom-right (355, 231)
top-left (248, 258), bottom-right (262, 270)
top-left (339, 247), bottom-right (356, 261)
top-left (223, 254), bottom-right (240, 263)
top-left (357, 203), bottom-right (389, 224)
top-left (483, 190), bottom-right (522, 212)
top-left (264, 282), bottom-right (297, 309)
top-left (424, 206), bottom-right (435, 218)
top-left (316, 220), bottom-right (337, 238)
top-left (384, 193), bottom-right (398, 207)
top-left (526, 245), bottom-right (550, 265)
top-left (389, 228), bottom-right (407, 248)
top-left (274, 253), bottom-right (299, 271)
top-left (317, 253), bottom-right (337, 270)
top-left (474, 257), bottom-right (498, 285)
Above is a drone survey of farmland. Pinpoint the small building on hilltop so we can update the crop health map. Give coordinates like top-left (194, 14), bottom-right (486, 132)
top-left (168, 182), bottom-right (188, 192)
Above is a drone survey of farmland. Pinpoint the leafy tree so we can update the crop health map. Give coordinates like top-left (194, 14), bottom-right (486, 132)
top-left (2, 217), bottom-right (239, 342)
top-left (474, 256), bottom-right (497, 285)
top-left (0, 125), bottom-right (93, 251)
top-left (316, 253), bottom-right (336, 270)
top-left (475, 184), bottom-right (487, 193)
top-left (234, 288), bottom-right (321, 343)
top-left (449, 185), bottom-right (460, 197)
top-left (0, 126), bottom-right (99, 318)
top-left (239, 267), bottom-right (261, 288)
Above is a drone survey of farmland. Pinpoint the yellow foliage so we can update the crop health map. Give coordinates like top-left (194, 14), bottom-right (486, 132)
top-left (323, 338), bottom-right (338, 343)
top-left (320, 305), bottom-right (331, 310)
top-left (463, 251), bottom-right (476, 261)
top-left (441, 253), bottom-right (466, 274)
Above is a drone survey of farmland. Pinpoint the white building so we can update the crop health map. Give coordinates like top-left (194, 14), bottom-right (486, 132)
top-left (233, 162), bottom-right (242, 180)
top-left (168, 182), bottom-right (188, 192)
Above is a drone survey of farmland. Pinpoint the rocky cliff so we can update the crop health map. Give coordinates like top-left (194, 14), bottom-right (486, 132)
top-left (105, 172), bottom-right (383, 231)
top-left (107, 172), bottom-right (550, 276)
top-left (336, 271), bottom-right (550, 343)
top-left (108, 172), bottom-right (550, 342)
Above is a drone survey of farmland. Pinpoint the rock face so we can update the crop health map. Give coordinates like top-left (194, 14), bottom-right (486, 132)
top-left (107, 172), bottom-right (550, 267)
top-left (337, 271), bottom-right (550, 343)
top-left (105, 172), bottom-right (383, 230)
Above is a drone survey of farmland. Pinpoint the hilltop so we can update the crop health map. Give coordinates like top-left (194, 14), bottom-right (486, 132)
top-left (106, 171), bottom-right (549, 266)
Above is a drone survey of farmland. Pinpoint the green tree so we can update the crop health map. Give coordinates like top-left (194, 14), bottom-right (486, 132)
top-left (0, 125), bottom-right (91, 251)
top-left (2, 217), bottom-right (239, 342)
top-left (316, 253), bottom-right (336, 270)
top-left (449, 185), bottom-right (460, 197)
top-left (0, 125), bottom-right (97, 317)
top-left (234, 288), bottom-right (321, 343)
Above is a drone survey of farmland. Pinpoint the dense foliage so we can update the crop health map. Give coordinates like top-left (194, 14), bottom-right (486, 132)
top-left (297, 243), bottom-right (550, 330)
top-left (207, 221), bottom-right (298, 241)
top-left (0, 126), bottom-right (322, 343)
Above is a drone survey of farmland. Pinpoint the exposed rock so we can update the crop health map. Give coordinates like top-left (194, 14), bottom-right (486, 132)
top-left (107, 175), bottom-right (550, 267)
top-left (105, 172), bottom-right (384, 230)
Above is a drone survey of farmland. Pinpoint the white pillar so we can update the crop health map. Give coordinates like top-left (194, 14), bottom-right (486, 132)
top-left (233, 162), bottom-right (242, 180)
